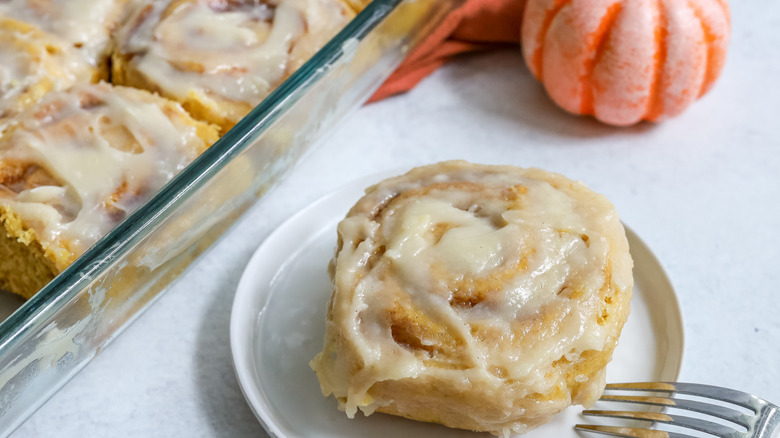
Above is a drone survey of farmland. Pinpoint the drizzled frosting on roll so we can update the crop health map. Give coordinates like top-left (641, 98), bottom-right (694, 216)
top-left (112, 0), bottom-right (354, 130)
top-left (0, 82), bottom-right (218, 269)
top-left (0, 17), bottom-right (95, 122)
top-left (0, 0), bottom-right (126, 66)
top-left (311, 161), bottom-right (633, 436)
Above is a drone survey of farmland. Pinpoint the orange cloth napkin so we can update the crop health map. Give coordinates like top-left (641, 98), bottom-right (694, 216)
top-left (369, 0), bottom-right (526, 102)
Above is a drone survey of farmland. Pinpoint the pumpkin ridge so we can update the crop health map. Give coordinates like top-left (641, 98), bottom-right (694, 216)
top-left (580, 2), bottom-right (623, 115)
top-left (532, 0), bottom-right (573, 79)
top-left (647, 0), bottom-right (669, 120)
top-left (687, 0), bottom-right (720, 98)
top-left (712, 0), bottom-right (730, 24)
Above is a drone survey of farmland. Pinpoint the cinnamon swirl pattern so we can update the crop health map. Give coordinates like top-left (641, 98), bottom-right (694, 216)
top-left (310, 161), bottom-right (634, 436)
top-left (0, 83), bottom-right (219, 299)
top-left (0, 17), bottom-right (97, 125)
top-left (0, 0), bottom-right (127, 69)
top-left (112, 0), bottom-right (355, 132)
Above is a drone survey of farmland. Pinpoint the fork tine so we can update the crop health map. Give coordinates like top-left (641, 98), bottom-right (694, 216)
top-left (606, 382), bottom-right (762, 411)
top-left (574, 424), bottom-right (696, 438)
top-left (600, 394), bottom-right (751, 428)
top-left (582, 409), bottom-right (743, 438)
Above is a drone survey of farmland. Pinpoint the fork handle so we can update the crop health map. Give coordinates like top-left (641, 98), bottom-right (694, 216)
top-left (756, 405), bottom-right (780, 438)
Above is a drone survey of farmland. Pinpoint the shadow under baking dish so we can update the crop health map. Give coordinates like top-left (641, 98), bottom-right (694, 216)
top-left (229, 172), bottom-right (685, 438)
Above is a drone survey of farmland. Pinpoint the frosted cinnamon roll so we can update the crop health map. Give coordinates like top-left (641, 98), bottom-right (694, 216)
top-left (310, 161), bottom-right (634, 436)
top-left (340, 0), bottom-right (368, 13)
top-left (112, 0), bottom-right (355, 132)
top-left (0, 82), bottom-right (219, 299)
top-left (0, 17), bottom-right (97, 125)
top-left (0, 0), bottom-right (127, 70)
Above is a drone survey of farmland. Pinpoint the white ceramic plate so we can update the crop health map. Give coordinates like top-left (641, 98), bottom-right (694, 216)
top-left (230, 173), bottom-right (685, 438)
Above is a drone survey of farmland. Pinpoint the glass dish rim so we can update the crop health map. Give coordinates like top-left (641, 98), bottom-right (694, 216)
top-left (0, 0), bottom-right (404, 352)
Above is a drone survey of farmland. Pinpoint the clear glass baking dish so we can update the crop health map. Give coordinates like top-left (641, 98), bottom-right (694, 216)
top-left (0, 0), bottom-right (460, 434)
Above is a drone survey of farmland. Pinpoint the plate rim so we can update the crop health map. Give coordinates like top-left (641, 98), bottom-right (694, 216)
top-left (229, 172), bottom-right (686, 438)
top-left (229, 183), bottom-right (352, 438)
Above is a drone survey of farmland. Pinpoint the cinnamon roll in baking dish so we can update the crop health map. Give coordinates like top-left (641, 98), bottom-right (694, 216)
top-left (310, 161), bottom-right (634, 436)
top-left (0, 82), bottom-right (219, 299)
top-left (0, 0), bottom-right (127, 69)
top-left (112, 0), bottom-right (355, 132)
top-left (0, 17), bottom-right (97, 124)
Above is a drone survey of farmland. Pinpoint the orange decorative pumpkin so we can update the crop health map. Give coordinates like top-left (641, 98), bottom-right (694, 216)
top-left (521, 0), bottom-right (730, 126)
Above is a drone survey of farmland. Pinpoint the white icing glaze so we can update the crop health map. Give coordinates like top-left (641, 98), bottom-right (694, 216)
top-left (116, 0), bottom-right (351, 105)
top-left (0, 0), bottom-right (123, 65)
top-left (0, 83), bottom-right (210, 268)
top-left (311, 162), bottom-right (633, 435)
top-left (0, 18), bottom-right (94, 120)
top-left (0, 48), bottom-right (26, 96)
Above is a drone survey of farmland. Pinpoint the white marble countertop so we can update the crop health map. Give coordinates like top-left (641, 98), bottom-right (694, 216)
top-left (12, 2), bottom-right (780, 436)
